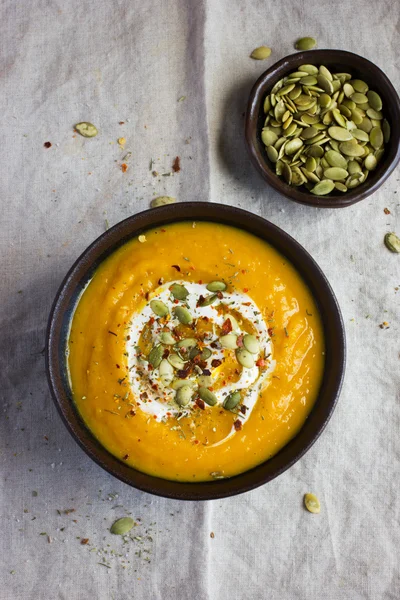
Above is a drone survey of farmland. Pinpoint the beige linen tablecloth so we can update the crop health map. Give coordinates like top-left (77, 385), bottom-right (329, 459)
top-left (1, 1), bottom-right (399, 598)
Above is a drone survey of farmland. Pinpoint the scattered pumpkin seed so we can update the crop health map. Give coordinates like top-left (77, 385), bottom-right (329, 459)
top-left (311, 179), bottom-right (335, 195)
top-left (250, 46), bottom-right (272, 60)
top-left (199, 293), bottom-right (218, 306)
top-left (170, 283), bottom-right (189, 300)
top-left (150, 196), bottom-right (176, 208)
top-left (175, 385), bottom-right (193, 406)
top-left (75, 122), bottom-right (98, 137)
top-left (159, 359), bottom-right (174, 385)
top-left (323, 167), bottom-right (348, 180)
top-left (148, 344), bottom-right (164, 368)
top-left (235, 348), bottom-right (255, 369)
top-left (220, 334), bottom-right (238, 350)
top-left (167, 353), bottom-right (187, 370)
top-left (176, 337), bottom-right (197, 349)
top-left (198, 387), bottom-right (218, 406)
top-left (384, 232), bottom-right (400, 253)
top-left (200, 348), bottom-right (212, 360)
top-left (304, 493), bottom-right (320, 514)
top-left (174, 306), bottom-right (193, 324)
top-left (206, 281), bottom-right (227, 292)
top-left (295, 37), bottom-right (317, 51)
top-left (160, 331), bottom-right (176, 345)
top-left (364, 154), bottom-right (377, 170)
top-left (223, 391), bottom-right (241, 411)
top-left (243, 334), bottom-right (260, 354)
top-left (110, 517), bottom-right (135, 535)
top-left (150, 299), bottom-right (169, 317)
top-left (370, 126), bottom-right (383, 149)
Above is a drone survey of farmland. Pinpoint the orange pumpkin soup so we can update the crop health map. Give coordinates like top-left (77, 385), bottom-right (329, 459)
top-left (68, 221), bottom-right (324, 481)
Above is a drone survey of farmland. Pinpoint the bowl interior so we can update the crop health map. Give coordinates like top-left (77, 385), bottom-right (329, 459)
top-left (46, 202), bottom-right (346, 499)
top-left (246, 50), bottom-right (400, 208)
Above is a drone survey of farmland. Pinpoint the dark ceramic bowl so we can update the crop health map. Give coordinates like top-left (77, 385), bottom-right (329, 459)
top-left (245, 50), bottom-right (400, 208)
top-left (46, 202), bottom-right (345, 500)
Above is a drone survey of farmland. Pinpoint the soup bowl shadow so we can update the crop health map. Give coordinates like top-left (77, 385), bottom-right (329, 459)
top-left (46, 202), bottom-right (345, 500)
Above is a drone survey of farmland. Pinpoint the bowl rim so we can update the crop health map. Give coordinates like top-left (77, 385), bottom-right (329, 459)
top-left (245, 49), bottom-right (400, 208)
top-left (46, 202), bottom-right (346, 500)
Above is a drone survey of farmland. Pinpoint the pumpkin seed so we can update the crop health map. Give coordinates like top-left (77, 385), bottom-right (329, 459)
top-left (352, 128), bottom-right (369, 142)
top-left (295, 37), bottom-right (317, 51)
top-left (206, 280), bottom-right (227, 292)
top-left (339, 141), bottom-right (364, 157)
top-left (323, 167), bottom-right (348, 180)
top-left (384, 232), bottom-right (400, 253)
top-left (261, 129), bottom-right (278, 147)
top-left (150, 196), bottom-right (176, 208)
top-left (351, 79), bottom-right (368, 94)
top-left (159, 359), bottom-right (174, 385)
top-left (174, 306), bottom-right (193, 324)
top-left (199, 293), bottom-right (218, 306)
top-left (325, 150), bottom-right (347, 169)
top-left (366, 108), bottom-right (383, 120)
top-left (364, 154), bottom-right (377, 170)
top-left (75, 122), bottom-right (98, 137)
top-left (382, 119), bottom-right (391, 143)
top-left (267, 146), bottom-right (279, 163)
top-left (200, 348), bottom-right (212, 360)
top-left (176, 385), bottom-right (194, 406)
top-left (328, 126), bottom-right (353, 141)
top-left (358, 117), bottom-right (373, 133)
top-left (198, 387), bottom-right (218, 406)
top-left (170, 283), bottom-right (189, 300)
top-left (148, 344), bottom-right (164, 368)
top-left (311, 179), bottom-right (335, 195)
top-left (220, 334), bottom-right (238, 350)
top-left (250, 46), bottom-right (272, 60)
top-left (168, 353), bottom-right (187, 370)
top-left (348, 160), bottom-right (362, 175)
top-left (197, 375), bottom-right (212, 388)
top-left (370, 126), bottom-right (383, 149)
top-left (243, 334), bottom-right (260, 354)
top-left (351, 92), bottom-right (368, 104)
top-left (176, 337), bottom-right (197, 349)
top-left (150, 299), bottom-right (169, 317)
top-left (367, 90), bottom-right (382, 112)
top-left (235, 348), bottom-right (255, 369)
top-left (110, 517), bottom-right (135, 535)
top-left (171, 378), bottom-right (196, 390)
top-left (160, 331), bottom-right (176, 345)
top-left (223, 391), bottom-right (242, 411)
top-left (317, 75), bottom-right (333, 95)
top-left (282, 163), bottom-right (292, 184)
top-left (305, 156), bottom-right (317, 172)
top-left (299, 64), bottom-right (319, 75)
top-left (285, 138), bottom-right (303, 155)
top-left (304, 493), bottom-right (320, 514)
top-left (334, 182), bottom-right (347, 192)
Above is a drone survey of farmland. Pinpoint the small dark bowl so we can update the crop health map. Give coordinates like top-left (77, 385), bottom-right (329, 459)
top-left (245, 50), bottom-right (400, 208)
top-left (46, 202), bottom-right (345, 500)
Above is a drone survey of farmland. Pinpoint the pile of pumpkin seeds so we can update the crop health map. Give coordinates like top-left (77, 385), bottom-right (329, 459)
top-left (261, 64), bottom-right (390, 195)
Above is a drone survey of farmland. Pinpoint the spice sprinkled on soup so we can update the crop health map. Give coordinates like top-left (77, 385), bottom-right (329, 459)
top-left (68, 222), bottom-right (324, 481)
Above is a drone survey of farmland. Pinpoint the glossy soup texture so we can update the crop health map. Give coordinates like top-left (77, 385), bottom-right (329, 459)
top-left (68, 221), bottom-right (324, 482)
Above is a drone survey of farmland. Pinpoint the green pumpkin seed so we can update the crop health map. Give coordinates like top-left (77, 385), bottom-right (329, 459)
top-left (171, 378), bottom-right (196, 391)
top-left (148, 344), bottom-right (164, 368)
top-left (367, 90), bottom-right (382, 112)
top-left (350, 92), bottom-right (368, 104)
top-left (301, 126), bottom-right (318, 140)
top-left (110, 517), bottom-right (135, 535)
top-left (250, 46), bottom-right (272, 60)
top-left (343, 83), bottom-right (355, 98)
top-left (243, 334), bottom-right (260, 354)
top-left (170, 283), bottom-right (189, 300)
top-left (168, 353), bottom-right (187, 370)
top-left (339, 141), bottom-right (364, 157)
top-left (285, 138), bottom-right (303, 155)
top-left (384, 232), bottom-right (400, 253)
top-left (235, 348), bottom-right (255, 369)
top-left (177, 337), bottom-right (198, 349)
top-left (200, 348), bottom-right (212, 360)
top-left (263, 95), bottom-right (272, 113)
top-left (339, 104), bottom-right (352, 118)
top-left (331, 108), bottom-right (346, 128)
top-left (223, 391), bottom-right (242, 411)
top-left (159, 359), bottom-right (174, 385)
top-left (299, 64), bottom-right (319, 75)
top-left (358, 117), bottom-right (373, 133)
top-left (261, 129), bottom-right (278, 147)
top-left (311, 179), bottom-right (335, 195)
top-left (370, 126), bottom-right (383, 149)
top-left (174, 306), bottom-right (193, 324)
top-left (351, 79), bottom-right (368, 94)
top-left (318, 93), bottom-right (331, 108)
top-left (308, 145), bottom-right (324, 158)
top-left (199, 293), bottom-right (218, 307)
top-left (305, 156), bottom-right (317, 172)
top-left (160, 331), bottom-right (176, 345)
top-left (334, 182), bottom-right (347, 192)
top-left (282, 163), bottom-right (292, 184)
top-left (352, 128), bottom-right (369, 142)
top-left (317, 75), bottom-right (333, 95)
top-left (348, 160), bottom-right (362, 174)
top-left (295, 37), bottom-right (317, 50)
top-left (150, 196), bottom-right (176, 208)
top-left (300, 75), bottom-right (318, 86)
top-left (150, 299), bottom-right (169, 317)
top-left (75, 122), bottom-right (98, 137)
top-left (267, 146), bottom-right (279, 163)
top-left (364, 154), bottom-right (377, 170)
top-left (382, 119), bottom-right (391, 143)
top-left (277, 83), bottom-right (296, 96)
top-left (206, 281), bottom-right (226, 292)
top-left (197, 375), bottom-right (212, 388)
top-left (325, 150), bottom-right (347, 169)
top-left (301, 167), bottom-right (320, 183)
top-left (304, 493), bottom-right (320, 514)
top-left (220, 334), bottom-right (238, 350)
top-left (176, 385), bottom-right (194, 406)
top-left (328, 126), bottom-right (353, 141)
top-left (198, 387), bottom-right (218, 406)
top-left (323, 167), bottom-right (348, 180)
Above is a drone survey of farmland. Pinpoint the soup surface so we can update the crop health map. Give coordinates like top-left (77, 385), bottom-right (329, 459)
top-left (68, 221), bottom-right (324, 481)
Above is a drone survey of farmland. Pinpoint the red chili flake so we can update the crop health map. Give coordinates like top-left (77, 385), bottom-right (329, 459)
top-left (210, 342), bottom-right (218, 349)
top-left (43, 142), bottom-right (52, 148)
top-left (241, 269), bottom-right (246, 274)
top-left (237, 334), bottom-right (244, 347)
top-left (172, 156), bottom-right (181, 172)
top-left (384, 208), bottom-right (391, 214)
top-left (195, 398), bottom-right (205, 410)
top-left (233, 419), bottom-right (242, 431)
top-left (140, 392), bottom-right (148, 401)
top-left (194, 440), bottom-right (199, 444)
top-left (177, 369), bottom-right (190, 379)
top-left (119, 121), bottom-right (125, 125)
top-left (149, 317), bottom-right (155, 325)
top-left (211, 359), bottom-right (222, 368)
top-left (202, 369), bottom-right (211, 376)
top-left (240, 405), bottom-right (248, 415)
top-left (81, 538), bottom-right (89, 545)
top-left (145, 291), bottom-right (150, 300)
top-left (116, 364), bottom-right (120, 369)
top-left (221, 318), bottom-right (232, 336)
top-left (171, 265), bottom-right (181, 272)
top-left (242, 302), bottom-right (251, 306)
top-left (198, 280), bottom-right (203, 284)
top-left (243, 288), bottom-right (249, 293)
top-left (256, 358), bottom-right (266, 367)
top-left (126, 335), bottom-right (131, 341)
top-left (158, 277), bottom-right (164, 285)
top-left (122, 454), bottom-right (129, 460)
top-left (152, 384), bottom-right (158, 391)
top-left (268, 327), bottom-right (274, 337)
top-left (121, 163), bottom-right (128, 172)
top-left (161, 229), bottom-right (166, 232)
top-left (162, 348), bottom-right (170, 358)
top-left (174, 299), bottom-right (179, 304)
